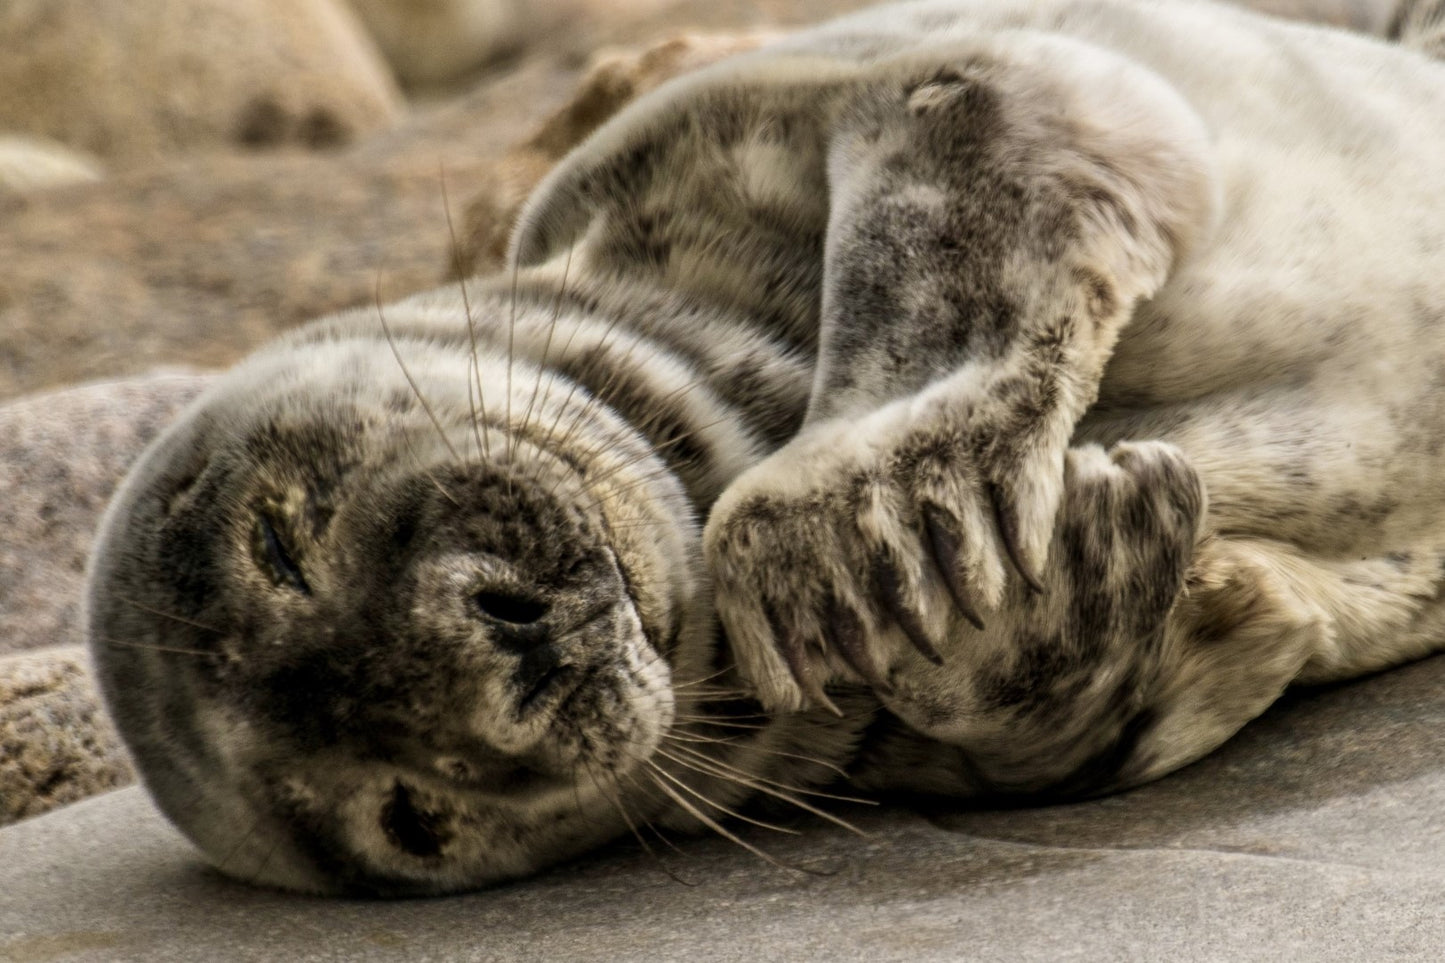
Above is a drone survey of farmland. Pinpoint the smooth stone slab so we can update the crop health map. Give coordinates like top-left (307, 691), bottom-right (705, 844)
top-left (4, 653), bottom-right (1443, 962)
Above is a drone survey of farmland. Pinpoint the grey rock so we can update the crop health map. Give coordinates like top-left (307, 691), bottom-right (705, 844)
top-left (0, 646), bottom-right (131, 825)
top-left (0, 374), bottom-right (212, 658)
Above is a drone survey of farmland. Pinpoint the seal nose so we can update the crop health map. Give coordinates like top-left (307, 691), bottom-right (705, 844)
top-left (471, 590), bottom-right (570, 711)
top-left (474, 590), bottom-right (552, 654)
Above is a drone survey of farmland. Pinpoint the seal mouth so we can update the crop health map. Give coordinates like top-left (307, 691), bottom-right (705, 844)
top-left (517, 664), bottom-right (578, 717)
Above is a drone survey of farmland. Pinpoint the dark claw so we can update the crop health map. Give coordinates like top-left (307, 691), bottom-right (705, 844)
top-left (920, 504), bottom-right (986, 630)
top-left (988, 483), bottom-right (1045, 594)
top-left (871, 557), bottom-right (945, 666)
top-left (764, 604), bottom-right (842, 716)
top-left (827, 597), bottom-right (896, 695)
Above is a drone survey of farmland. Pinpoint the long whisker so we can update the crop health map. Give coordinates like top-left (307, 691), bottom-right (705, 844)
top-left (116, 596), bottom-right (221, 634)
top-left (504, 250), bottom-right (521, 482)
top-left (214, 815), bottom-right (264, 883)
top-left (614, 768), bottom-right (695, 860)
top-left (438, 165), bottom-right (492, 463)
top-left (578, 415), bottom-right (733, 492)
top-left (663, 728), bottom-right (854, 782)
top-left (644, 763), bottom-right (811, 874)
top-left (375, 274), bottom-right (463, 465)
top-left (670, 666), bottom-right (745, 689)
top-left (540, 320), bottom-right (660, 470)
top-left (584, 763), bottom-right (698, 887)
top-left (101, 636), bottom-right (214, 658)
top-left (396, 426), bottom-right (463, 507)
top-left (517, 240), bottom-right (575, 453)
top-left (647, 755), bottom-right (801, 836)
top-left (670, 715), bottom-right (773, 731)
top-left (665, 743), bottom-right (874, 826)
top-left (250, 830), bottom-right (286, 888)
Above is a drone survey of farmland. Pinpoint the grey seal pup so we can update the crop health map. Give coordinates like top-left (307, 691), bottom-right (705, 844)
top-left (88, 0), bottom-right (1445, 895)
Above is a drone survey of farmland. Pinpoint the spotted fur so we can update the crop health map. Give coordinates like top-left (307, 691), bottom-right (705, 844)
top-left (88, 0), bottom-right (1445, 895)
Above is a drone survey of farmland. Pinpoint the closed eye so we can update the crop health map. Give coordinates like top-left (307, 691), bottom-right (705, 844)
top-left (256, 512), bottom-right (311, 595)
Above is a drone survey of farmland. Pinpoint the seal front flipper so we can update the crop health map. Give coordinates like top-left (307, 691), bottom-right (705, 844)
top-left (706, 35), bottom-right (1218, 711)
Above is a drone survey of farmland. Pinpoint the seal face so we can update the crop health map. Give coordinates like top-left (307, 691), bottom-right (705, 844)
top-left (89, 0), bottom-right (1445, 896)
top-left (88, 336), bottom-right (710, 894)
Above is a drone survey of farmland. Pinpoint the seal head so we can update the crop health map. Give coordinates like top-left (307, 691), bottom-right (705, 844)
top-left (87, 324), bottom-right (701, 895)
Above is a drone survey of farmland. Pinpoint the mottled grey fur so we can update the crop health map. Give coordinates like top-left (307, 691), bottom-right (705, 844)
top-left (88, 0), bottom-right (1445, 895)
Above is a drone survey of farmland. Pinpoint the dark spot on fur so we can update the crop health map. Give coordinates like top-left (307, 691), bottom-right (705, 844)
top-left (238, 97), bottom-right (288, 147)
top-left (977, 633), bottom-right (1081, 713)
top-left (300, 108), bottom-right (347, 149)
top-left (381, 782), bottom-right (451, 858)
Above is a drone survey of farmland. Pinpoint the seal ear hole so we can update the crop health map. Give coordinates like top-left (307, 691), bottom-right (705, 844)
top-left (474, 591), bottom-right (548, 625)
top-left (381, 782), bottom-right (450, 858)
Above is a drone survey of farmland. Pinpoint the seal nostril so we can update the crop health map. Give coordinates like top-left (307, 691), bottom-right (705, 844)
top-left (474, 591), bottom-right (548, 625)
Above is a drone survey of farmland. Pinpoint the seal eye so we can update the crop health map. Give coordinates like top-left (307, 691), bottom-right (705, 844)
top-left (255, 512), bottom-right (311, 595)
top-left (474, 591), bottom-right (547, 625)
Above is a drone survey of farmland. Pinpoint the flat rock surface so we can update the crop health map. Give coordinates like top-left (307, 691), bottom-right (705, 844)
top-left (4, 650), bottom-right (1443, 962)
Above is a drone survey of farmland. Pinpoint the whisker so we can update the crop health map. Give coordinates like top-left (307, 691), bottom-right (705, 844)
top-left (116, 596), bottom-right (221, 634)
top-left (578, 415), bottom-right (733, 492)
top-left (648, 755), bottom-right (801, 836)
top-left (100, 635), bottom-right (214, 658)
top-left (668, 730), bottom-right (854, 782)
top-left (517, 239), bottom-right (575, 452)
top-left (668, 741), bottom-right (875, 816)
top-left (504, 250), bottom-right (521, 483)
top-left (438, 165), bottom-right (492, 464)
top-left (643, 763), bottom-right (813, 874)
top-left (589, 764), bottom-right (701, 886)
top-left (394, 417), bottom-right (463, 507)
top-left (583, 463), bottom-right (683, 504)
top-left (250, 829), bottom-right (286, 888)
top-left (670, 716), bottom-right (773, 731)
top-left (615, 768), bottom-right (694, 859)
top-left (540, 322), bottom-right (662, 476)
top-left (671, 667), bottom-right (745, 689)
top-left (214, 815), bottom-right (264, 882)
top-left (375, 274), bottom-right (463, 465)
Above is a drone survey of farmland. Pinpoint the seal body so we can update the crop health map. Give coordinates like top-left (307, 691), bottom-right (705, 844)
top-left (88, 0), bottom-right (1445, 895)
